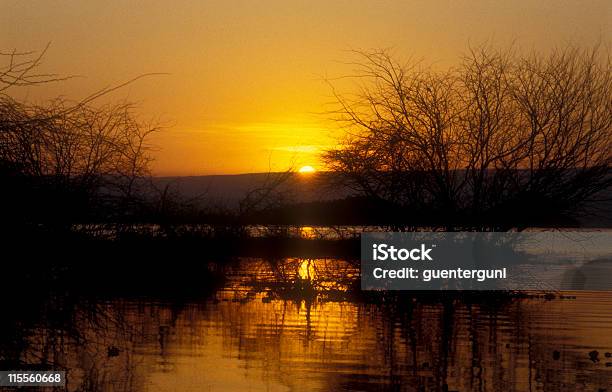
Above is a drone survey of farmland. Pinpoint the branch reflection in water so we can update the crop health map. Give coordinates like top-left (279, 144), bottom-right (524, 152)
top-left (1, 258), bottom-right (611, 391)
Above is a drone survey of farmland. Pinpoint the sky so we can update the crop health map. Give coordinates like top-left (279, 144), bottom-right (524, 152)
top-left (1, 0), bottom-right (610, 175)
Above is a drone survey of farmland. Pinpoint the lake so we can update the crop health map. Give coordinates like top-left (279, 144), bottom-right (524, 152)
top-left (3, 257), bottom-right (611, 391)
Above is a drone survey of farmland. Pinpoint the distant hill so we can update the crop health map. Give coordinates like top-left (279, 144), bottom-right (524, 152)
top-left (152, 172), bottom-right (354, 209)
top-left (151, 172), bottom-right (612, 227)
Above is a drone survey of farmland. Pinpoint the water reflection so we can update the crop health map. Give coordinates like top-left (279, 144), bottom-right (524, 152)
top-left (2, 258), bottom-right (611, 391)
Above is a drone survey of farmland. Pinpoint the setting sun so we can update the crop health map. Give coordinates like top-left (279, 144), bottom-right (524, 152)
top-left (298, 165), bottom-right (316, 174)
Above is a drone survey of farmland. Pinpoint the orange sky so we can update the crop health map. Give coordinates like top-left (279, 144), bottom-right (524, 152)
top-left (2, 0), bottom-right (610, 175)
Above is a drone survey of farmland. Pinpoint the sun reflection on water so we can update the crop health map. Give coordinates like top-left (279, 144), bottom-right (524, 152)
top-left (298, 259), bottom-right (316, 280)
top-left (298, 226), bottom-right (316, 239)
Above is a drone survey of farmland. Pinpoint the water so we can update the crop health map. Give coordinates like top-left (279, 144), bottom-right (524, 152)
top-left (3, 258), bottom-right (612, 391)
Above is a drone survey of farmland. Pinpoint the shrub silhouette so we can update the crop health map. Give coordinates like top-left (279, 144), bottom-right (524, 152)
top-left (0, 47), bottom-right (159, 224)
top-left (324, 45), bottom-right (612, 229)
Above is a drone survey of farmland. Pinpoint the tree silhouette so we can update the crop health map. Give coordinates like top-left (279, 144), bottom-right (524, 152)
top-left (324, 45), bottom-right (612, 229)
top-left (0, 47), bottom-right (159, 224)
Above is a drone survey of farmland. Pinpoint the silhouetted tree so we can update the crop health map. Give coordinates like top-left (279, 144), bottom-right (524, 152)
top-left (239, 169), bottom-right (295, 216)
top-left (324, 45), bottom-right (612, 228)
top-left (0, 47), bottom-right (159, 224)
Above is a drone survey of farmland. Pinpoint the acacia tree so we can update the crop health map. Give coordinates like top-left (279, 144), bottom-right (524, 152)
top-left (324, 46), bottom-right (612, 228)
top-left (0, 47), bottom-right (159, 223)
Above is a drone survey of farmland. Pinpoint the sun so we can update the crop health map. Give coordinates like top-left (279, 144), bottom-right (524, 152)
top-left (298, 165), bottom-right (316, 174)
